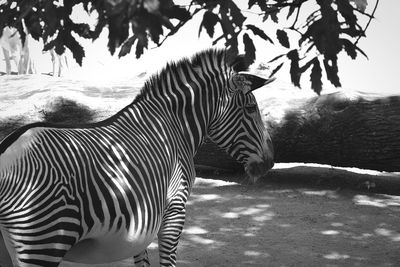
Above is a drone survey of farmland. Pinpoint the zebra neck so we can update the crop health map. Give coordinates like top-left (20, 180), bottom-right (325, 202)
top-left (125, 93), bottom-right (211, 157)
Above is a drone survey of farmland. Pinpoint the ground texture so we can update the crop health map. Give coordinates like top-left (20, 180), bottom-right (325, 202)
top-left (62, 169), bottom-right (400, 267)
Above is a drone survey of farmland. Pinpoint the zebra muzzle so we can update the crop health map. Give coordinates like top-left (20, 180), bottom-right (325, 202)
top-left (245, 157), bottom-right (274, 184)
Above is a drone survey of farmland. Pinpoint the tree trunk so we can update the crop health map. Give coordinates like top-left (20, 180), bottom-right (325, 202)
top-left (195, 91), bottom-right (400, 172)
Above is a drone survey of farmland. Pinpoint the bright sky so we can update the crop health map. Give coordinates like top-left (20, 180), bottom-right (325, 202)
top-left (1, 0), bottom-right (399, 95)
top-left (336, 0), bottom-right (400, 94)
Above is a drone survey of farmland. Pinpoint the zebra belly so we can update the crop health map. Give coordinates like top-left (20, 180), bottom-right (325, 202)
top-left (64, 229), bottom-right (157, 264)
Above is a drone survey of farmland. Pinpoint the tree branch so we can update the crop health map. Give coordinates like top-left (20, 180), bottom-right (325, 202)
top-left (290, 4), bottom-right (302, 29)
top-left (156, 6), bottom-right (202, 48)
top-left (354, 0), bottom-right (379, 46)
top-left (354, 8), bottom-right (375, 19)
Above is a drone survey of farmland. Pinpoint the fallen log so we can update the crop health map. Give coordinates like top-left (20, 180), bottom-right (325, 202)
top-left (195, 90), bottom-right (400, 172)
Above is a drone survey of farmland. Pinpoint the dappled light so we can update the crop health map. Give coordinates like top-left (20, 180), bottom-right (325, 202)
top-left (140, 176), bottom-right (400, 266)
top-left (188, 193), bottom-right (223, 203)
top-left (300, 189), bottom-right (339, 199)
top-left (186, 234), bottom-right (217, 246)
top-left (323, 252), bottom-right (350, 260)
top-left (354, 194), bottom-right (400, 208)
top-left (321, 230), bottom-right (340, 236)
top-left (375, 227), bottom-right (400, 242)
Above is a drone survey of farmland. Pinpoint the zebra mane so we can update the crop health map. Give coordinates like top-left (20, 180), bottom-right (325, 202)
top-left (132, 48), bottom-right (246, 104)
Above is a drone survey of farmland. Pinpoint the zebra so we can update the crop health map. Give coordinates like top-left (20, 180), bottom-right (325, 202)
top-left (0, 48), bottom-right (275, 266)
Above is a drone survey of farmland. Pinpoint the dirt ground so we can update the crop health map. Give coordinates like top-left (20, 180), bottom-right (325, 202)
top-left (60, 165), bottom-right (400, 267)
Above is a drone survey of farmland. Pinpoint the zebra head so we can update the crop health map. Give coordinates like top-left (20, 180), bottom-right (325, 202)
top-left (208, 53), bottom-right (275, 184)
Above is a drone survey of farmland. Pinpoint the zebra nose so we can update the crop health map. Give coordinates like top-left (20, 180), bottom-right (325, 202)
top-left (265, 158), bottom-right (274, 170)
top-left (246, 158), bottom-right (274, 183)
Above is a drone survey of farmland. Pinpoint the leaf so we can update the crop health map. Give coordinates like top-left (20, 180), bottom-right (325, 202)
top-left (337, 0), bottom-right (357, 27)
top-left (27, 21), bottom-right (42, 40)
top-left (262, 6), bottom-right (279, 23)
top-left (300, 58), bottom-right (314, 73)
top-left (135, 33), bottom-right (148, 58)
top-left (43, 40), bottom-right (56, 52)
top-left (254, 0), bottom-right (268, 12)
top-left (64, 33), bottom-right (85, 65)
top-left (323, 56), bottom-right (341, 87)
top-left (54, 42), bottom-right (66, 55)
top-left (341, 38), bottom-right (357, 59)
top-left (310, 58), bottom-right (322, 94)
top-left (243, 33), bottom-right (256, 66)
top-left (248, 0), bottom-right (257, 9)
top-left (83, 2), bottom-right (90, 12)
top-left (163, 5), bottom-right (191, 21)
top-left (147, 15), bottom-right (164, 44)
top-left (270, 10), bottom-right (279, 23)
top-left (354, 45), bottom-right (368, 59)
top-left (220, 6), bottom-right (235, 37)
top-left (287, 49), bottom-right (300, 87)
top-left (93, 16), bottom-right (107, 39)
top-left (118, 36), bottom-right (137, 58)
top-left (199, 11), bottom-right (219, 38)
top-left (246, 24), bottom-right (273, 44)
top-left (276, 29), bottom-right (290, 48)
top-left (227, 1), bottom-right (246, 28)
top-left (341, 27), bottom-right (364, 38)
top-left (108, 15), bottom-right (129, 55)
top-left (287, 4), bottom-right (297, 19)
top-left (42, 3), bottom-right (59, 37)
top-left (269, 62), bottom-right (284, 78)
top-left (350, 0), bottom-right (368, 12)
top-left (159, 15), bottom-right (174, 30)
top-left (227, 35), bottom-right (239, 58)
top-left (302, 2), bottom-right (342, 57)
top-left (71, 23), bottom-right (92, 39)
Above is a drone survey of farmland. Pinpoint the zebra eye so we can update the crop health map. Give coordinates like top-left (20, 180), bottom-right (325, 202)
top-left (245, 104), bottom-right (258, 113)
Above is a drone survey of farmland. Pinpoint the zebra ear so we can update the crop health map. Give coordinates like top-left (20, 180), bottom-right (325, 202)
top-left (234, 72), bottom-right (276, 94)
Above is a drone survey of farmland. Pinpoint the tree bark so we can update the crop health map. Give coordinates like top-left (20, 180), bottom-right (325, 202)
top-left (195, 91), bottom-right (400, 172)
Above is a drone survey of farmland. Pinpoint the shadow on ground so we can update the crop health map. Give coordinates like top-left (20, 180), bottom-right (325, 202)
top-left (161, 169), bottom-right (400, 267)
top-left (62, 165), bottom-right (400, 267)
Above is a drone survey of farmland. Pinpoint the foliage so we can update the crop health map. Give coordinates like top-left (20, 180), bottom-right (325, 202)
top-left (0, 0), bottom-right (377, 94)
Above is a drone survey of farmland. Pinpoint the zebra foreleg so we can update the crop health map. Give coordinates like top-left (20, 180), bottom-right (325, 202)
top-left (157, 200), bottom-right (187, 267)
top-left (134, 249), bottom-right (150, 267)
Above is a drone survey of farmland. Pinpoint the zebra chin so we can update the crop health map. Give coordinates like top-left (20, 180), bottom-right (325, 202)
top-left (244, 156), bottom-right (274, 184)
